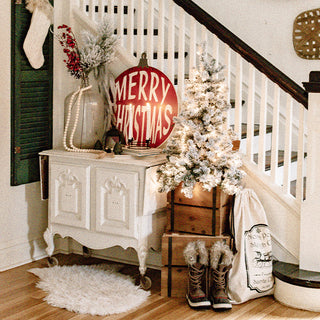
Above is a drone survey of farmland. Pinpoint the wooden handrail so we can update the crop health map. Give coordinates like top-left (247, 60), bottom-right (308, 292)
top-left (173, 0), bottom-right (308, 108)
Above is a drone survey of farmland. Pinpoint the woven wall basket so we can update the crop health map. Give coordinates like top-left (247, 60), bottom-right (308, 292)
top-left (293, 8), bottom-right (320, 59)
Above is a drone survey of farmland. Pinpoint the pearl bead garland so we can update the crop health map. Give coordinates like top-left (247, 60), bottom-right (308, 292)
top-left (63, 84), bottom-right (104, 154)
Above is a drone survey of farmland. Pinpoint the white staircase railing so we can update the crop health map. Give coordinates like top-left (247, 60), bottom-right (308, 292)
top-left (72, 0), bottom-right (307, 208)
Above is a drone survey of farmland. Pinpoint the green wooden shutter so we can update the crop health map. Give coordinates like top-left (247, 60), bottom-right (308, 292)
top-left (11, 0), bottom-right (53, 186)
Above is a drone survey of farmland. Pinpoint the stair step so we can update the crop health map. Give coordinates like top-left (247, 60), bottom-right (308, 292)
top-left (273, 261), bottom-right (320, 311)
top-left (253, 150), bottom-right (307, 188)
top-left (273, 260), bottom-right (320, 288)
top-left (231, 123), bottom-right (273, 139)
top-left (240, 123), bottom-right (273, 139)
top-left (230, 99), bottom-right (246, 108)
top-left (253, 150), bottom-right (298, 171)
top-left (85, 4), bottom-right (130, 15)
top-left (290, 177), bottom-right (306, 199)
top-left (118, 28), bottom-right (159, 36)
top-left (133, 51), bottom-right (188, 60)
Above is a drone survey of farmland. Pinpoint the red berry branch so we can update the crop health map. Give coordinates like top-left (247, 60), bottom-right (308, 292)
top-left (57, 24), bottom-right (84, 80)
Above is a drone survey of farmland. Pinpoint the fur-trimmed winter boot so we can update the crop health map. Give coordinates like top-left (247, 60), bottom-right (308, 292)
top-left (183, 240), bottom-right (211, 309)
top-left (209, 241), bottom-right (234, 311)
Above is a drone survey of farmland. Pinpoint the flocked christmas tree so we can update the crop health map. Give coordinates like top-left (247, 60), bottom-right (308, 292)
top-left (157, 49), bottom-right (245, 198)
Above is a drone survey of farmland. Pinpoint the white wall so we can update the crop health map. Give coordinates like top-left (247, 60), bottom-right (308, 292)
top-left (0, 2), bottom-right (48, 271)
top-left (194, 0), bottom-right (320, 86)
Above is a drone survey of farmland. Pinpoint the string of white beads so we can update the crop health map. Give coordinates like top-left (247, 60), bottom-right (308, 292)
top-left (63, 85), bottom-right (104, 154)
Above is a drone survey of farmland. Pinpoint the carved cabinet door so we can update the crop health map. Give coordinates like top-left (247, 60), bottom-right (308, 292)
top-left (94, 167), bottom-right (139, 238)
top-left (49, 162), bottom-right (90, 230)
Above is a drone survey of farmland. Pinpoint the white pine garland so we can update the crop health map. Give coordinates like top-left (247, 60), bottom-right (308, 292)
top-left (80, 17), bottom-right (118, 76)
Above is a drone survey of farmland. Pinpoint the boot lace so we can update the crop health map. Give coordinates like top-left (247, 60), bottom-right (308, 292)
top-left (189, 264), bottom-right (205, 289)
top-left (211, 266), bottom-right (231, 290)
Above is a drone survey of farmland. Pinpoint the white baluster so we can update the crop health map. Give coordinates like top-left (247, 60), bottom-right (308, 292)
top-left (246, 64), bottom-right (255, 161)
top-left (95, 0), bottom-right (99, 22)
top-left (178, 7), bottom-right (185, 99)
top-left (157, 0), bottom-right (165, 71)
top-left (271, 85), bottom-right (280, 183)
top-left (234, 53), bottom-right (243, 139)
top-left (89, 0), bottom-right (94, 20)
top-left (98, 0), bottom-right (104, 21)
top-left (224, 45), bottom-right (231, 129)
top-left (167, 1), bottom-right (175, 83)
top-left (117, 0), bottom-right (124, 46)
top-left (136, 0), bottom-right (144, 59)
top-left (283, 95), bottom-right (293, 194)
top-left (108, 0), bottom-right (114, 33)
top-left (296, 105), bottom-right (306, 202)
top-left (258, 74), bottom-right (268, 172)
top-left (189, 17), bottom-right (197, 77)
top-left (147, 0), bottom-right (154, 66)
top-left (201, 25), bottom-right (208, 48)
top-left (79, 0), bottom-right (85, 12)
top-left (127, 0), bottom-right (134, 55)
top-left (212, 34), bottom-right (219, 65)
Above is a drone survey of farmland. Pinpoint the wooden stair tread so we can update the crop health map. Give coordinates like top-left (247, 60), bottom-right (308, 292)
top-left (133, 51), bottom-right (188, 59)
top-left (253, 150), bottom-right (299, 170)
top-left (230, 99), bottom-right (245, 108)
top-left (231, 123), bottom-right (272, 139)
top-left (273, 261), bottom-right (320, 288)
top-left (290, 177), bottom-right (306, 199)
top-left (253, 152), bottom-right (306, 198)
top-left (241, 123), bottom-right (273, 139)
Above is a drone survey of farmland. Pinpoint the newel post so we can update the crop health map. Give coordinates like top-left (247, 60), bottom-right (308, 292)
top-left (300, 72), bottom-right (320, 272)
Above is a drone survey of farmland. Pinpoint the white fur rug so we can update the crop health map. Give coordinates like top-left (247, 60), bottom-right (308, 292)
top-left (29, 264), bottom-right (150, 316)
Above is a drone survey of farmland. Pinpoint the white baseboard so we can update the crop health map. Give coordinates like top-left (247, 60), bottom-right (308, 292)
top-left (242, 162), bottom-right (301, 263)
top-left (0, 236), bottom-right (47, 272)
top-left (0, 235), bottom-right (162, 272)
top-left (271, 234), bottom-right (299, 265)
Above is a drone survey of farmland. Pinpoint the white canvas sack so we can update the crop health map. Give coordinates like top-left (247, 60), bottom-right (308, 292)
top-left (228, 188), bottom-right (274, 304)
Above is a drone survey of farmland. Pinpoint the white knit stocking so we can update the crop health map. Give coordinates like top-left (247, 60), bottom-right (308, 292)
top-left (23, 0), bottom-right (53, 69)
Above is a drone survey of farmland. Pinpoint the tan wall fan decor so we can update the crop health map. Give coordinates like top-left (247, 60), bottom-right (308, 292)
top-left (293, 8), bottom-right (320, 59)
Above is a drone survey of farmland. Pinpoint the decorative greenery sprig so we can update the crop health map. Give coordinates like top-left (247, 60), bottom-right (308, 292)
top-left (56, 18), bottom-right (118, 81)
top-left (79, 20), bottom-right (118, 76)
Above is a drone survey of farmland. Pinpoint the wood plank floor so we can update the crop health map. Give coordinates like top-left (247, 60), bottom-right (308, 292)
top-left (1, 254), bottom-right (320, 320)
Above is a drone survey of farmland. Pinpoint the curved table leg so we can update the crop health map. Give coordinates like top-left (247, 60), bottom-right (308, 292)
top-left (137, 243), bottom-right (148, 276)
top-left (43, 228), bottom-right (58, 267)
top-left (137, 243), bottom-right (152, 290)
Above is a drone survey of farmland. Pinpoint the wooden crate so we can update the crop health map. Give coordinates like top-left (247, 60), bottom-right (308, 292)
top-left (166, 183), bottom-right (233, 236)
top-left (161, 266), bottom-right (189, 298)
top-left (161, 232), bottom-right (230, 297)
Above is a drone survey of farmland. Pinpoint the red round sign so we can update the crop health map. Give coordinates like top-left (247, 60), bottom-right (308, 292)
top-left (115, 66), bottom-right (178, 148)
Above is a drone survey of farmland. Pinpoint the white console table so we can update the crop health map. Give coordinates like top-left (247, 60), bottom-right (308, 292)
top-left (39, 149), bottom-right (167, 289)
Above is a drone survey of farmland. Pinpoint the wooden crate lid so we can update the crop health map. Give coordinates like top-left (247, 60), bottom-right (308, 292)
top-left (167, 183), bottom-right (225, 208)
top-left (165, 139), bottom-right (239, 206)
